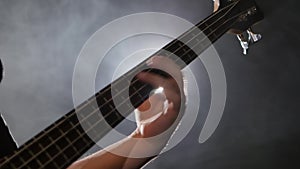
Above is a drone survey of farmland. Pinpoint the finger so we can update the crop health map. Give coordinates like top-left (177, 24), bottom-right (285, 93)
top-left (137, 71), bottom-right (181, 89)
top-left (136, 72), bottom-right (167, 89)
top-left (147, 56), bottom-right (182, 83)
top-left (137, 72), bottom-right (182, 105)
top-left (139, 102), bottom-right (181, 137)
top-left (135, 93), bottom-right (166, 124)
top-left (136, 93), bottom-right (166, 112)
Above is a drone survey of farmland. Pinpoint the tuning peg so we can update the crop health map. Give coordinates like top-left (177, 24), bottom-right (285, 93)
top-left (247, 27), bottom-right (262, 43)
top-left (236, 27), bottom-right (262, 55)
top-left (237, 33), bottom-right (249, 55)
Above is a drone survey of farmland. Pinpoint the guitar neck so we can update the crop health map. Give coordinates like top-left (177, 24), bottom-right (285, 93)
top-left (1, 2), bottom-right (242, 168)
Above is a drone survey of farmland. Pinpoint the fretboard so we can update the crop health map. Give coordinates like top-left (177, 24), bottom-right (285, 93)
top-left (0, 1), bottom-right (247, 168)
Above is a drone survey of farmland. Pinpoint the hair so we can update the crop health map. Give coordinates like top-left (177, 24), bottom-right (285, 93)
top-left (0, 59), bottom-right (3, 83)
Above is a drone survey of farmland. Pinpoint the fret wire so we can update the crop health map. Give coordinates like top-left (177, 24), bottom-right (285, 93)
top-left (1, 113), bottom-right (70, 167)
top-left (44, 151), bottom-right (53, 165)
top-left (15, 100), bottom-right (122, 169)
top-left (42, 110), bottom-right (127, 168)
top-left (52, 160), bottom-right (60, 169)
top-left (13, 103), bottom-right (111, 168)
top-left (52, 139), bottom-right (95, 169)
top-left (39, 92), bottom-right (141, 168)
top-left (41, 132), bottom-right (94, 168)
top-left (1, 1), bottom-right (246, 168)
top-left (28, 149), bottom-right (43, 168)
top-left (15, 127), bottom-right (88, 169)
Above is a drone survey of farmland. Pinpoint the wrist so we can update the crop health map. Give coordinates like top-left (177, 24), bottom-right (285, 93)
top-left (129, 128), bottom-right (170, 152)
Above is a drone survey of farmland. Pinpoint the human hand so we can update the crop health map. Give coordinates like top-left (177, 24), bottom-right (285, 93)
top-left (132, 56), bottom-right (185, 139)
top-left (67, 56), bottom-right (185, 169)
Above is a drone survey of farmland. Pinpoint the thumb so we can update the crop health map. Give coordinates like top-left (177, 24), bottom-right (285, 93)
top-left (135, 92), bottom-right (167, 124)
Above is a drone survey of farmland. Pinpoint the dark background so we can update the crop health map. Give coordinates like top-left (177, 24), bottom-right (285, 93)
top-left (0, 0), bottom-right (299, 168)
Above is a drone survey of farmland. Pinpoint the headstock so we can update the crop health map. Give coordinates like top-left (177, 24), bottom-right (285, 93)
top-left (214, 0), bottom-right (264, 54)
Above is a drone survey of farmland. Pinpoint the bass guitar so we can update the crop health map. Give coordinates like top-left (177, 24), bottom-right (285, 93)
top-left (0, 0), bottom-right (263, 168)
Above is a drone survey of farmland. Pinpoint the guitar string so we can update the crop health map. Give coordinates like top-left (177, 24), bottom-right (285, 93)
top-left (90, 0), bottom-right (238, 119)
top-left (44, 11), bottom-right (242, 168)
top-left (92, 0), bottom-right (238, 103)
top-left (3, 1), bottom-right (240, 167)
top-left (1, 2), bottom-right (237, 165)
top-left (2, 0), bottom-right (245, 168)
top-left (4, 1), bottom-right (239, 168)
top-left (36, 4), bottom-right (244, 169)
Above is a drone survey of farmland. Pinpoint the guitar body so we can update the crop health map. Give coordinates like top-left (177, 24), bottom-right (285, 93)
top-left (0, 0), bottom-right (264, 168)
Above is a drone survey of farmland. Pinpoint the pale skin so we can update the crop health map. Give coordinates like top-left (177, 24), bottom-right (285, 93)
top-left (67, 56), bottom-right (185, 169)
top-left (213, 0), bottom-right (220, 12)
